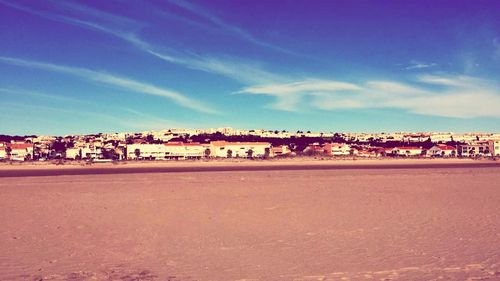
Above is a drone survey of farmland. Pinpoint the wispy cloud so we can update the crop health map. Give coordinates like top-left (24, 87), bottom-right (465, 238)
top-left (417, 74), bottom-right (489, 89)
top-left (0, 0), bottom-right (284, 86)
top-left (365, 81), bottom-right (428, 96)
top-left (118, 107), bottom-right (192, 130)
top-left (404, 60), bottom-right (437, 70)
top-left (493, 37), bottom-right (500, 60)
top-left (55, 0), bottom-right (141, 28)
top-left (238, 80), bottom-right (361, 111)
top-left (0, 87), bottom-right (85, 104)
top-left (1, 0), bottom-right (137, 35)
top-left (239, 74), bottom-right (500, 118)
top-left (163, 0), bottom-right (296, 55)
top-left (241, 80), bottom-right (361, 95)
top-left (2, 100), bottom-right (193, 133)
top-left (2, 101), bottom-right (126, 125)
top-left (0, 56), bottom-right (217, 114)
top-left (0, 88), bottom-right (187, 129)
top-left (0, 87), bottom-right (186, 126)
top-left (148, 50), bottom-right (286, 85)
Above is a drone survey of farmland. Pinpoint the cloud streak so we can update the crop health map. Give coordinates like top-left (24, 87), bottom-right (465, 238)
top-left (239, 74), bottom-right (500, 118)
top-left (0, 87), bottom-right (86, 104)
top-left (163, 0), bottom-right (296, 55)
top-left (147, 50), bottom-right (286, 84)
top-left (404, 60), bottom-right (437, 70)
top-left (0, 0), bottom-right (284, 86)
top-left (2, 101), bottom-right (188, 133)
top-left (0, 56), bottom-right (217, 114)
top-left (239, 80), bottom-right (362, 111)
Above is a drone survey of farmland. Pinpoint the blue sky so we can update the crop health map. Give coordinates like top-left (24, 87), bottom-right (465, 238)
top-left (1, 0), bottom-right (500, 135)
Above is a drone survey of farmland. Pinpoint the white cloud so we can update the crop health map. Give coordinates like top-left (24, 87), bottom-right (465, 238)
top-left (238, 80), bottom-right (361, 111)
top-left (0, 0), bottom-right (284, 86)
top-left (55, 0), bottom-right (141, 28)
top-left (2, 102), bottom-right (187, 133)
top-left (0, 56), bottom-right (217, 114)
top-left (241, 80), bottom-right (361, 96)
top-left (148, 50), bottom-right (285, 85)
top-left (417, 74), bottom-right (484, 88)
top-left (366, 81), bottom-right (428, 96)
top-left (493, 37), bottom-right (500, 60)
top-left (387, 92), bottom-right (500, 118)
top-left (404, 60), bottom-right (437, 70)
top-left (3, 1), bottom-right (499, 120)
top-left (0, 87), bottom-right (85, 104)
top-left (238, 74), bottom-right (500, 118)
top-left (163, 0), bottom-right (296, 55)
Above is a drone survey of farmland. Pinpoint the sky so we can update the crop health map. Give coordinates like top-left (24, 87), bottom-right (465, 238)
top-left (1, 0), bottom-right (500, 135)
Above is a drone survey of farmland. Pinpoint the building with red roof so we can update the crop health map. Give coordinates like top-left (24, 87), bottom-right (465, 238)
top-left (392, 146), bottom-right (423, 157)
top-left (323, 143), bottom-right (353, 156)
top-left (7, 142), bottom-right (34, 161)
top-left (427, 144), bottom-right (457, 157)
top-left (209, 141), bottom-right (272, 158)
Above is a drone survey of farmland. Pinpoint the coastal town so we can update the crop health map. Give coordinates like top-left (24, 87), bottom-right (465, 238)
top-left (1, 128), bottom-right (499, 162)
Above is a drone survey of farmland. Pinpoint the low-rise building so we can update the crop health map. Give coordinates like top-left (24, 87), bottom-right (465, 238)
top-left (126, 144), bottom-right (166, 160)
top-left (0, 143), bottom-right (7, 159)
top-left (210, 141), bottom-right (271, 158)
top-left (164, 142), bottom-right (208, 159)
top-left (303, 144), bottom-right (325, 155)
top-left (426, 145), bottom-right (457, 157)
top-left (392, 146), bottom-right (423, 157)
top-left (271, 145), bottom-right (292, 157)
top-left (8, 143), bottom-right (34, 161)
top-left (357, 147), bottom-right (384, 158)
top-left (126, 142), bottom-right (209, 160)
top-left (489, 140), bottom-right (500, 157)
top-left (65, 147), bottom-right (81, 159)
top-left (323, 143), bottom-right (353, 156)
top-left (81, 146), bottom-right (102, 159)
top-left (458, 142), bottom-right (491, 157)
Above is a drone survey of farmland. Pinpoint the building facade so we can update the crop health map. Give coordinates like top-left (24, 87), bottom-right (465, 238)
top-left (458, 142), bottom-right (491, 157)
top-left (427, 145), bottom-right (457, 157)
top-left (489, 140), bottom-right (500, 157)
top-left (209, 141), bottom-right (271, 158)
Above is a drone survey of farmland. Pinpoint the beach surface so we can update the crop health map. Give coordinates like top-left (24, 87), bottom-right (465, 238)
top-left (1, 158), bottom-right (499, 177)
top-left (1, 165), bottom-right (500, 280)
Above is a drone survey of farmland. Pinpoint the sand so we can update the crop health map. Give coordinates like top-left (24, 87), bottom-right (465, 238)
top-left (1, 167), bottom-right (500, 280)
top-left (1, 158), bottom-right (499, 178)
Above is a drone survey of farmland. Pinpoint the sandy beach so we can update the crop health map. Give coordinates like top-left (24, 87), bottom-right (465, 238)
top-left (1, 158), bottom-right (499, 177)
top-left (1, 164), bottom-right (500, 280)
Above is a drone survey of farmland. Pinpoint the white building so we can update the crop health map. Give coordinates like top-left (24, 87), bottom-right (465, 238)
top-left (126, 144), bottom-right (166, 160)
top-left (209, 141), bottom-right (272, 158)
top-left (126, 142), bottom-right (209, 160)
top-left (66, 143), bottom-right (103, 160)
top-left (271, 145), bottom-right (292, 157)
top-left (81, 146), bottom-right (102, 159)
top-left (427, 145), bottom-right (457, 157)
top-left (65, 147), bottom-right (81, 159)
top-left (430, 133), bottom-right (454, 142)
top-left (164, 142), bottom-right (208, 159)
top-left (458, 142), bottom-right (491, 157)
top-left (393, 147), bottom-right (423, 157)
top-left (489, 140), bottom-right (500, 157)
top-left (8, 143), bottom-right (34, 161)
top-left (0, 143), bottom-right (7, 159)
top-left (323, 143), bottom-right (353, 156)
